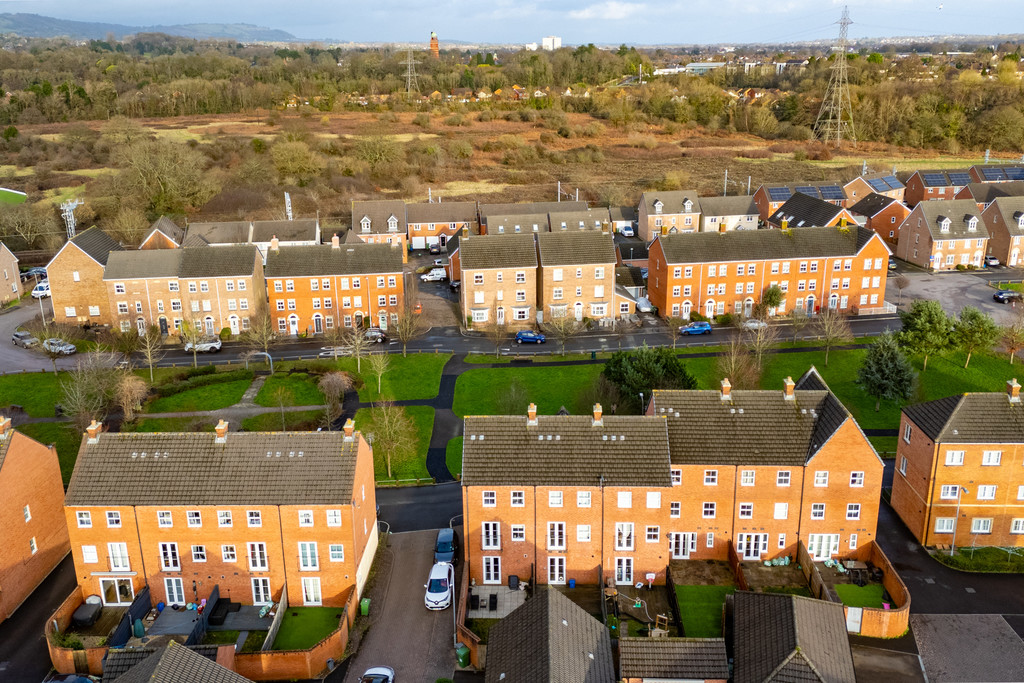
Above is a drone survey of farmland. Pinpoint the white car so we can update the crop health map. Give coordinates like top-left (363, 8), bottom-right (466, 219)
top-left (42, 338), bottom-right (77, 355)
top-left (635, 297), bottom-right (653, 313)
top-left (358, 667), bottom-right (396, 683)
top-left (741, 319), bottom-right (768, 331)
top-left (985, 256), bottom-right (1001, 267)
top-left (184, 337), bottom-right (222, 353)
top-left (31, 281), bottom-right (50, 299)
top-left (424, 562), bottom-right (453, 610)
top-left (619, 225), bottom-right (635, 237)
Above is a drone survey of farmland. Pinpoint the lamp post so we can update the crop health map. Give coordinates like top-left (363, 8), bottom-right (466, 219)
top-left (950, 486), bottom-right (969, 557)
top-left (639, 392), bottom-right (644, 414)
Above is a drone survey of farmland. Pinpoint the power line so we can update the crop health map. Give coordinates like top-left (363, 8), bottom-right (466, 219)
top-left (401, 49), bottom-right (420, 97)
top-left (814, 5), bottom-right (856, 148)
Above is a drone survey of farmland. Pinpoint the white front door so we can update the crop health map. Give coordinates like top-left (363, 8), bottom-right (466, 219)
top-left (548, 556), bottom-right (566, 584)
top-left (164, 577), bottom-right (185, 606)
top-left (204, 317), bottom-right (215, 335)
top-left (807, 533), bottom-right (840, 561)
top-left (705, 300), bottom-right (715, 317)
top-left (574, 302), bottom-right (583, 321)
top-left (1012, 249), bottom-right (1020, 267)
top-left (252, 577), bottom-right (272, 605)
top-left (483, 556), bottom-right (501, 584)
top-left (615, 557), bottom-right (633, 585)
top-left (497, 306), bottom-right (505, 325)
top-left (669, 533), bottom-right (695, 559)
top-left (288, 315), bottom-right (299, 335)
top-left (136, 318), bottom-right (145, 336)
top-left (229, 316), bottom-right (240, 335)
top-left (301, 577), bottom-right (322, 605)
top-left (100, 578), bottom-right (134, 606)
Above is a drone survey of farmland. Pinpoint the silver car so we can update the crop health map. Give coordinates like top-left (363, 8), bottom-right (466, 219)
top-left (12, 330), bottom-right (38, 348)
top-left (42, 338), bottom-right (77, 355)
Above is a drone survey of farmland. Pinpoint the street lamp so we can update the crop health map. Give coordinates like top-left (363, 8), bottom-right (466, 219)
top-left (639, 392), bottom-right (645, 413)
top-left (950, 486), bottom-right (969, 557)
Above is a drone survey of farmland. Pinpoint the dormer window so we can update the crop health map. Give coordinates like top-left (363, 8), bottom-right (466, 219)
top-left (360, 217), bottom-right (371, 233)
top-left (387, 216), bottom-right (398, 232)
top-left (966, 216), bottom-right (978, 232)
top-left (938, 217), bottom-right (951, 233)
top-left (1017, 212), bottom-right (1024, 229)
top-left (653, 200), bottom-right (663, 215)
top-left (683, 199), bottom-right (693, 213)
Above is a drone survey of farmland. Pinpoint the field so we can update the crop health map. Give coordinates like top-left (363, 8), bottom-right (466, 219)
top-left (0, 187), bottom-right (27, 204)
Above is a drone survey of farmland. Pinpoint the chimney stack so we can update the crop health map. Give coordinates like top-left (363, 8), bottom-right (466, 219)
top-left (0, 415), bottom-right (10, 440)
top-left (462, 226), bottom-right (469, 238)
top-left (1009, 379), bottom-right (1021, 403)
top-left (720, 378), bottom-right (732, 401)
top-left (840, 216), bottom-right (848, 227)
top-left (719, 221), bottom-right (727, 234)
top-left (592, 403), bottom-right (603, 426)
top-left (343, 419), bottom-right (355, 439)
top-left (781, 218), bottom-right (789, 230)
top-left (86, 420), bottom-right (102, 444)
top-left (527, 403), bottom-right (538, 425)
top-left (215, 420), bottom-right (229, 442)
top-left (270, 235), bottom-right (280, 252)
top-left (783, 376), bottom-right (795, 400)
top-left (331, 233), bottom-right (340, 249)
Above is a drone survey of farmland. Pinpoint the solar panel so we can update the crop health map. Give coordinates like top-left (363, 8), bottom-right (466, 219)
top-left (794, 185), bottom-right (818, 196)
top-left (948, 173), bottom-right (971, 186)
top-left (922, 173), bottom-right (947, 187)
top-left (1006, 168), bottom-right (1024, 180)
top-left (819, 185), bottom-right (846, 200)
top-left (982, 168), bottom-right (1007, 181)
top-left (867, 178), bottom-right (890, 192)
top-left (883, 175), bottom-right (904, 188)
top-left (768, 187), bottom-right (792, 201)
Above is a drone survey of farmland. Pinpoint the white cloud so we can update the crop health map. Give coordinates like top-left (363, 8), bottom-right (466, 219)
top-left (568, 1), bottom-right (645, 21)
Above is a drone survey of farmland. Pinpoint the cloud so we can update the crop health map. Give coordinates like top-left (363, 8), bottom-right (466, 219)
top-left (568, 1), bottom-right (645, 21)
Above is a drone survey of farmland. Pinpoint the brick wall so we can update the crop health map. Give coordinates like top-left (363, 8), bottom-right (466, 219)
top-left (982, 201), bottom-right (1024, 267)
top-left (47, 245), bottom-right (111, 325)
top-left (0, 247), bottom-right (21, 304)
top-left (267, 270), bottom-right (404, 335)
top-left (461, 266), bottom-right (538, 329)
top-left (538, 260), bottom-right (616, 321)
top-left (866, 203), bottom-right (911, 248)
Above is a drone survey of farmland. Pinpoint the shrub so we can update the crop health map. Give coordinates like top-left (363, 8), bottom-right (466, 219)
top-left (806, 144), bottom-right (832, 161)
top-left (539, 131), bottom-right (557, 145)
top-left (715, 313), bottom-right (735, 326)
top-left (219, 327), bottom-right (232, 340)
top-left (444, 114), bottom-right (467, 126)
top-left (477, 110), bottom-right (494, 122)
top-left (557, 126), bottom-right (574, 138)
top-left (628, 133), bottom-right (658, 150)
top-left (448, 140), bottom-right (474, 159)
top-left (412, 113), bottom-right (431, 128)
top-left (792, 148), bottom-right (808, 161)
top-left (735, 148), bottom-right (772, 159)
top-left (495, 134), bottom-right (524, 150)
top-left (582, 122), bottom-right (606, 137)
top-left (689, 311), bottom-right (709, 323)
top-left (51, 631), bottom-right (84, 650)
top-left (377, 112), bottom-right (398, 123)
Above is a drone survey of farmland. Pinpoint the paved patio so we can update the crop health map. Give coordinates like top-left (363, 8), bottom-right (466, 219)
top-left (741, 561), bottom-right (809, 593)
top-left (466, 586), bottom-right (526, 619)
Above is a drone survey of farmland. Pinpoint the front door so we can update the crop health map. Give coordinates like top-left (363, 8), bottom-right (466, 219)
top-left (288, 315), bottom-right (299, 335)
top-left (204, 317), bottom-right (215, 335)
top-left (313, 316), bottom-right (323, 334)
top-left (548, 556), bottom-right (566, 584)
top-left (100, 578), bottom-right (134, 606)
top-left (164, 577), bottom-right (185, 606)
top-left (744, 299), bottom-right (753, 317)
top-left (136, 318), bottom-right (145, 336)
top-left (440, 234), bottom-right (447, 246)
top-left (1013, 249), bottom-right (1020, 267)
top-left (252, 577), bottom-right (272, 605)
top-left (738, 533), bottom-right (768, 560)
top-left (301, 577), bottom-right (322, 605)
top-left (574, 302), bottom-right (583, 321)
top-left (229, 316), bottom-right (240, 335)
top-left (669, 532), bottom-right (695, 559)
top-left (159, 317), bottom-right (168, 335)
top-left (497, 307), bottom-right (505, 325)
top-left (616, 557), bottom-right (633, 585)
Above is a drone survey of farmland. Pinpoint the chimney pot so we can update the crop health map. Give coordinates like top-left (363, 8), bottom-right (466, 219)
top-left (781, 218), bottom-right (789, 230)
top-left (719, 221), bottom-right (726, 233)
top-left (0, 415), bottom-right (10, 440)
top-left (720, 378), bottom-right (732, 401)
top-left (1009, 379), bottom-right (1021, 403)
top-left (343, 419), bottom-right (355, 439)
top-left (783, 376), bottom-right (795, 400)
top-left (270, 235), bottom-right (280, 251)
top-left (527, 403), bottom-right (538, 425)
top-left (86, 420), bottom-right (102, 443)
top-left (593, 403), bottom-right (603, 426)
top-left (215, 420), bottom-right (229, 442)
top-left (331, 233), bottom-right (340, 248)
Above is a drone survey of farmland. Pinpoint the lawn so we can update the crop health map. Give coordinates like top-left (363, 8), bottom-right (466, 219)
top-left (254, 373), bottom-right (324, 407)
top-left (338, 352), bottom-right (449, 402)
top-left (16, 422), bottom-right (81, 484)
top-left (834, 583), bottom-right (885, 608)
top-left (241, 409), bottom-right (324, 432)
top-left (354, 406), bottom-right (435, 481)
top-left (762, 585), bottom-right (813, 598)
top-left (201, 630), bottom-right (239, 645)
top-left (146, 379), bottom-right (252, 413)
top-left (0, 372), bottom-right (64, 417)
top-left (271, 607), bottom-right (344, 650)
top-left (240, 631), bottom-right (266, 652)
top-left (446, 436), bottom-right (463, 479)
top-left (0, 187), bottom-right (27, 204)
top-left (464, 352), bottom-right (617, 364)
top-left (453, 364), bottom-right (604, 416)
top-left (933, 546), bottom-right (1024, 573)
top-left (868, 436), bottom-right (898, 456)
top-left (465, 618), bottom-right (499, 644)
top-left (675, 585), bottom-right (734, 637)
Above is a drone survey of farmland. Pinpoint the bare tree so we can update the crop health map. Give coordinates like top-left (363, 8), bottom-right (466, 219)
top-left (716, 338), bottom-right (760, 389)
top-left (744, 320), bottom-right (780, 370)
top-left (543, 313), bottom-right (585, 356)
top-left (815, 308), bottom-right (853, 367)
top-left (60, 352), bottom-right (121, 430)
top-left (178, 318), bottom-right (206, 368)
top-left (392, 304), bottom-right (425, 357)
top-left (1002, 323), bottom-right (1024, 365)
top-left (343, 326), bottom-right (373, 372)
top-left (666, 317), bottom-right (686, 349)
top-left (483, 303), bottom-right (510, 358)
top-left (137, 325), bottom-right (165, 383)
top-left (894, 274), bottom-right (911, 306)
top-left (101, 327), bottom-right (141, 363)
top-left (117, 373), bottom-right (149, 422)
top-left (24, 316), bottom-right (81, 375)
top-left (242, 301), bottom-right (279, 359)
top-left (369, 400), bottom-right (416, 480)
top-left (787, 307), bottom-right (811, 343)
top-left (321, 324), bottom-right (348, 361)
top-left (318, 371), bottom-right (353, 429)
top-left (496, 376), bottom-right (530, 415)
top-left (609, 316), bottom-right (634, 351)
top-left (367, 352), bottom-right (392, 396)
top-left (272, 385), bottom-right (292, 430)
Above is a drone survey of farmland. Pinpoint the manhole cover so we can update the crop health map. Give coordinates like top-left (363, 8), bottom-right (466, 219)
top-left (925, 578), bottom-right (935, 584)
top-left (965, 587), bottom-right (976, 593)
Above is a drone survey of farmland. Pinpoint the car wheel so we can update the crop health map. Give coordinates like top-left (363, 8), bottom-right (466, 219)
top-left (517, 339), bottom-right (522, 344)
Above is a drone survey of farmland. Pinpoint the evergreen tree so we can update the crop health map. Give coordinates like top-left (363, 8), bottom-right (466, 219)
top-left (898, 300), bottom-right (952, 371)
top-left (602, 344), bottom-right (697, 412)
top-left (857, 332), bottom-right (915, 412)
top-left (952, 305), bottom-right (998, 368)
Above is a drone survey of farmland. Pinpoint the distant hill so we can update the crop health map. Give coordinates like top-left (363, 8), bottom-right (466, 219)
top-left (0, 13), bottom-right (296, 42)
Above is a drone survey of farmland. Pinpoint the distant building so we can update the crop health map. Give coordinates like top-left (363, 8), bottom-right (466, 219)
top-left (0, 241), bottom-right (21, 305)
top-left (524, 43), bottom-right (538, 51)
top-left (684, 62), bottom-right (727, 75)
top-left (430, 31), bottom-right (439, 59)
top-left (541, 36), bottom-right (561, 51)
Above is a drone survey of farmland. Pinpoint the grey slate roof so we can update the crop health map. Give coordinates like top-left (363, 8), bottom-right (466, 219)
top-left (144, 216), bottom-right (185, 246)
top-left (69, 227), bottom-right (123, 266)
top-left (265, 243), bottom-right (403, 277)
top-left (988, 197), bottom-right (1024, 237)
top-left (618, 637), bottom-right (728, 680)
top-left (185, 221), bottom-right (250, 245)
top-left (849, 193), bottom-right (900, 218)
top-left (961, 182), bottom-right (1024, 204)
top-left (458, 234), bottom-right (538, 271)
top-left (104, 246), bottom-right (259, 280)
top-left (615, 266), bottom-right (645, 289)
top-left (109, 641), bottom-right (251, 683)
top-left (250, 218), bottom-right (318, 243)
top-left (537, 231), bottom-right (616, 266)
top-left (732, 591), bottom-right (856, 683)
top-left (640, 190), bottom-right (701, 216)
top-left (913, 200), bottom-right (988, 240)
top-left (462, 415), bottom-right (671, 487)
top-left (479, 201), bottom-right (587, 223)
top-left (548, 207), bottom-right (612, 231)
top-left (351, 200), bottom-right (407, 234)
top-left (768, 193), bottom-right (845, 227)
top-left (65, 431), bottom-right (359, 506)
top-left (608, 206), bottom-right (636, 222)
top-left (406, 201), bottom-right (478, 225)
top-left (488, 212), bottom-right (550, 233)
top-left (103, 645), bottom-right (222, 681)
top-left (651, 370), bottom-right (850, 466)
top-left (485, 588), bottom-right (615, 683)
top-left (699, 195), bottom-right (759, 218)
top-left (903, 391), bottom-right (1024, 443)
top-left (656, 225), bottom-right (877, 265)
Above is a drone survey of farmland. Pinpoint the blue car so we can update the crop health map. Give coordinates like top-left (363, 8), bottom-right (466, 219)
top-left (515, 330), bottom-right (546, 344)
top-left (679, 321), bottom-right (712, 335)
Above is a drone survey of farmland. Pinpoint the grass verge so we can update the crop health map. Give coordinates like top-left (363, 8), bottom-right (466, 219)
top-left (241, 409), bottom-right (324, 432)
top-left (446, 436), bottom-right (463, 479)
top-left (354, 405), bottom-right (434, 481)
top-left (271, 607), bottom-right (343, 650)
top-left (0, 372), bottom-right (63, 417)
top-left (674, 585), bottom-right (734, 638)
top-left (146, 379), bottom-right (252, 413)
top-left (254, 373), bottom-right (324, 407)
top-left (834, 583), bottom-right (885, 608)
top-left (932, 546), bottom-right (1024, 573)
top-left (201, 630), bottom-right (239, 645)
top-left (344, 353), bottom-right (449, 402)
top-left (453, 364), bottom-right (604, 416)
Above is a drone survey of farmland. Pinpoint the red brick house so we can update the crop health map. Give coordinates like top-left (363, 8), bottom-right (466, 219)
top-left (981, 197), bottom-right (1024, 267)
top-left (46, 227), bottom-right (123, 326)
top-left (351, 200), bottom-right (408, 262)
top-left (849, 193), bottom-right (912, 249)
top-left (139, 216), bottom-right (185, 250)
top-left (903, 169), bottom-right (972, 206)
top-left (843, 172), bottom-right (905, 204)
top-left (895, 199), bottom-right (987, 271)
top-left (406, 201), bottom-right (478, 251)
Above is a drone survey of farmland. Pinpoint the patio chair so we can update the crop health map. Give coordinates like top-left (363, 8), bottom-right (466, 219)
top-left (470, 594), bottom-right (480, 610)
top-left (488, 594), bottom-right (497, 611)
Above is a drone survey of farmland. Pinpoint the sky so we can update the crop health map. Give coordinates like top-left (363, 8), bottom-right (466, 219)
top-left (0, 0), bottom-right (1018, 45)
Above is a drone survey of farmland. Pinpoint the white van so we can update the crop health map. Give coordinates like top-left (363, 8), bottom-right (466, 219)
top-left (420, 268), bottom-right (448, 282)
top-left (31, 280), bottom-right (50, 299)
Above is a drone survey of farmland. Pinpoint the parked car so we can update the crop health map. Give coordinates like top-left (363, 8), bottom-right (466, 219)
top-left (619, 225), bottom-right (634, 237)
top-left (420, 268), bottom-right (447, 282)
top-left (635, 297), bottom-right (653, 313)
top-left (183, 337), bottom-right (222, 353)
top-left (42, 338), bottom-right (77, 355)
top-left (679, 321), bottom-right (712, 336)
top-left (993, 290), bottom-right (1023, 304)
top-left (428, 243), bottom-right (441, 255)
top-left (12, 330), bottom-right (38, 348)
top-left (741, 319), bottom-right (768, 331)
top-left (888, 260), bottom-right (898, 270)
top-left (433, 259), bottom-right (446, 267)
top-left (358, 666), bottom-right (396, 683)
top-left (365, 328), bottom-right (388, 343)
top-left (449, 280), bottom-right (462, 292)
top-left (434, 528), bottom-right (459, 564)
top-left (985, 256), bottom-right (1001, 267)
top-left (515, 330), bottom-right (546, 344)
top-left (31, 280), bottom-right (50, 299)
top-left (424, 562), bottom-right (453, 610)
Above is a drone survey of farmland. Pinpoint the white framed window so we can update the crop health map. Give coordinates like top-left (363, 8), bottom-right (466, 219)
top-left (298, 510), bottom-right (314, 527)
top-left (739, 503), bottom-right (753, 519)
top-left (548, 522), bottom-right (567, 550)
top-left (940, 485), bottom-right (960, 500)
top-left (511, 525), bottom-right (526, 542)
top-left (811, 503), bottom-right (825, 520)
top-left (740, 470), bottom-right (755, 486)
top-left (577, 491), bottom-right (591, 508)
top-left (850, 471), bottom-right (865, 487)
top-left (482, 556), bottom-right (501, 584)
top-left (222, 545), bottom-right (237, 562)
top-left (77, 511), bottom-right (92, 528)
top-left (218, 510), bottom-right (232, 527)
top-left (904, 424), bottom-right (912, 444)
top-left (704, 470), bottom-right (717, 485)
top-left (577, 525), bottom-right (591, 542)
top-left (482, 522), bottom-right (501, 550)
top-left (646, 525), bottom-right (660, 542)
top-left (971, 518), bottom-right (993, 534)
top-left (982, 450), bottom-right (1002, 466)
top-left (1012, 520), bottom-right (1024, 535)
top-left (248, 542), bottom-right (268, 571)
top-left (945, 450), bottom-right (964, 466)
top-left (899, 457), bottom-right (907, 476)
top-left (248, 510), bottom-right (262, 527)
top-left (777, 470), bottom-right (791, 487)
top-left (935, 517), bottom-right (955, 533)
top-left (703, 502), bottom-right (716, 518)
top-left (329, 544), bottom-right (345, 561)
top-left (846, 504), bottom-right (861, 520)
top-left (511, 490), bottom-right (525, 507)
top-left (157, 511), bottom-right (172, 528)
top-left (707, 532), bottom-right (715, 548)
top-left (187, 510), bottom-right (201, 528)
top-left (849, 534), bottom-right (858, 550)
top-left (106, 511), bottom-right (121, 528)
top-left (326, 509), bottom-right (341, 527)
top-left (671, 470), bottom-right (682, 486)
top-left (617, 491), bottom-right (632, 508)
top-left (670, 502), bottom-right (681, 518)
top-left (774, 503), bottom-right (788, 520)
top-left (160, 542), bottom-right (180, 570)
top-left (615, 522), bottom-right (634, 550)
top-left (814, 471), bottom-right (828, 487)
top-left (978, 485), bottom-right (997, 500)
top-left (192, 545), bottom-right (207, 562)
top-left (549, 491), bottom-right (563, 507)
top-left (82, 545), bottom-right (98, 564)
top-left (298, 542), bottom-right (319, 570)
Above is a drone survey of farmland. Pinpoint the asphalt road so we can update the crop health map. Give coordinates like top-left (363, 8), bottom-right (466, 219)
top-left (377, 482), bottom-right (462, 533)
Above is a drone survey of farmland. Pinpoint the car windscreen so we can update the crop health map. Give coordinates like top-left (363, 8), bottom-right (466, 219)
top-left (428, 577), bottom-right (449, 592)
top-left (436, 541), bottom-right (453, 552)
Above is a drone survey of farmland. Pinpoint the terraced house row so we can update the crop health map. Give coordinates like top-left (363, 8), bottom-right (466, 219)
top-left (460, 370), bottom-right (883, 588)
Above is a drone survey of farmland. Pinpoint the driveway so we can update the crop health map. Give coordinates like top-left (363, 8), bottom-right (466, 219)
top-left (887, 268), bottom-right (1023, 322)
top-left (0, 555), bottom-right (76, 682)
top-left (344, 530), bottom-right (456, 682)
top-left (0, 299), bottom-right (81, 374)
top-left (912, 614), bottom-right (1024, 682)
